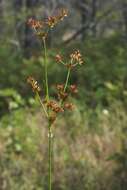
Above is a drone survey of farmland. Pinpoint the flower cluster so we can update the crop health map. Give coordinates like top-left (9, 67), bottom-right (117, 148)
top-left (27, 18), bottom-right (43, 30)
top-left (70, 50), bottom-right (83, 65)
top-left (56, 84), bottom-right (68, 101)
top-left (27, 8), bottom-right (68, 39)
top-left (56, 83), bottom-right (77, 111)
top-left (55, 54), bottom-right (63, 63)
top-left (27, 76), bottom-right (41, 92)
top-left (55, 50), bottom-right (84, 69)
top-left (56, 84), bottom-right (78, 99)
top-left (64, 102), bottom-right (74, 110)
top-left (47, 100), bottom-right (64, 113)
top-left (70, 85), bottom-right (78, 94)
top-left (39, 83), bottom-right (77, 124)
top-left (46, 9), bottom-right (68, 28)
top-left (27, 9), bottom-right (85, 126)
top-left (43, 99), bottom-right (64, 124)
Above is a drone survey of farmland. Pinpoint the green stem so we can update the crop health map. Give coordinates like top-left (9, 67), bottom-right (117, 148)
top-left (64, 68), bottom-right (71, 92)
top-left (43, 38), bottom-right (49, 101)
top-left (48, 124), bottom-right (52, 190)
top-left (36, 92), bottom-right (49, 118)
top-left (59, 68), bottom-right (71, 107)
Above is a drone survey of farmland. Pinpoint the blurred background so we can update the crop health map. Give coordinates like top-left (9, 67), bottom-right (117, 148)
top-left (0, 0), bottom-right (127, 189)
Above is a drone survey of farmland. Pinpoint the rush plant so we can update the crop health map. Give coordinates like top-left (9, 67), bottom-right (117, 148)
top-left (27, 8), bottom-right (84, 190)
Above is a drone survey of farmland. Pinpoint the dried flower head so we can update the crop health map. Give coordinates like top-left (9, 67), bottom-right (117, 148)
top-left (46, 9), bottom-right (68, 28)
top-left (70, 50), bottom-right (83, 65)
top-left (27, 8), bottom-right (68, 42)
top-left (56, 84), bottom-right (64, 91)
top-left (47, 100), bottom-right (64, 113)
top-left (27, 76), bottom-right (41, 92)
top-left (58, 91), bottom-right (68, 101)
top-left (55, 54), bottom-right (63, 63)
top-left (57, 8), bottom-right (68, 21)
top-left (46, 16), bottom-right (57, 28)
top-left (64, 102), bottom-right (74, 110)
top-left (70, 84), bottom-right (78, 94)
top-left (27, 18), bottom-right (43, 30)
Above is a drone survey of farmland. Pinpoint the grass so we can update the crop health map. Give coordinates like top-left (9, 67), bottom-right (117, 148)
top-left (0, 101), bottom-right (126, 189)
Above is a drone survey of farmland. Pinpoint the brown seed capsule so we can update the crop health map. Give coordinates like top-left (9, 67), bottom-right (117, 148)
top-left (27, 76), bottom-right (41, 93)
top-left (56, 84), bottom-right (64, 91)
top-left (47, 100), bottom-right (64, 113)
top-left (55, 54), bottom-right (63, 63)
top-left (46, 16), bottom-right (57, 28)
top-left (70, 85), bottom-right (78, 94)
top-left (70, 50), bottom-right (83, 65)
top-left (58, 91), bottom-right (68, 101)
top-left (64, 103), bottom-right (74, 110)
top-left (27, 18), bottom-right (43, 30)
top-left (53, 106), bottom-right (64, 113)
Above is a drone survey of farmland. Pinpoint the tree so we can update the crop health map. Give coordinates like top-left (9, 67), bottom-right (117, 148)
top-left (121, 0), bottom-right (127, 38)
top-left (0, 0), bottom-right (3, 36)
top-left (91, 0), bottom-right (97, 36)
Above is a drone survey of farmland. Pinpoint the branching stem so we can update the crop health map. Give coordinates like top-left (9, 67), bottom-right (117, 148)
top-left (36, 92), bottom-right (49, 118)
top-left (59, 68), bottom-right (71, 107)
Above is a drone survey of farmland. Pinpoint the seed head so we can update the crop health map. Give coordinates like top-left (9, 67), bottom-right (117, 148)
top-left (58, 91), bottom-right (68, 101)
top-left (70, 85), bottom-right (78, 94)
top-left (27, 76), bottom-right (41, 93)
top-left (46, 9), bottom-right (68, 28)
top-left (56, 84), bottom-right (64, 91)
top-left (64, 103), bottom-right (74, 110)
top-left (70, 50), bottom-right (83, 65)
top-left (55, 54), bottom-right (63, 63)
top-left (46, 16), bottom-right (57, 28)
top-left (27, 18), bottom-right (43, 30)
top-left (47, 100), bottom-right (64, 113)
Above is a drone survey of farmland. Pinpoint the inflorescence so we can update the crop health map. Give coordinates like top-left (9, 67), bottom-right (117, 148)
top-left (27, 8), bottom-right (68, 40)
top-left (27, 8), bottom-right (84, 125)
top-left (55, 49), bottom-right (84, 69)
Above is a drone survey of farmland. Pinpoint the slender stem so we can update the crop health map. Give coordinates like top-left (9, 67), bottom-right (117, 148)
top-left (60, 60), bottom-right (66, 66)
top-left (64, 68), bottom-right (71, 92)
top-left (43, 38), bottom-right (49, 101)
top-left (36, 92), bottom-right (49, 118)
top-left (59, 68), bottom-right (71, 107)
top-left (48, 124), bottom-right (52, 190)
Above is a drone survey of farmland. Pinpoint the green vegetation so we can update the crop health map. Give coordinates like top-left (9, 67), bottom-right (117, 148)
top-left (0, 102), bottom-right (127, 189)
top-left (0, 0), bottom-right (127, 188)
top-left (0, 34), bottom-right (127, 189)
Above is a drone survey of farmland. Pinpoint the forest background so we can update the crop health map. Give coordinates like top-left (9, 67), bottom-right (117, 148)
top-left (0, 0), bottom-right (127, 189)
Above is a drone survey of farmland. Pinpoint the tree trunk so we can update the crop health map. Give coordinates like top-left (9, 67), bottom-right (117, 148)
top-left (79, 0), bottom-right (88, 40)
top-left (13, 0), bottom-right (39, 58)
top-left (0, 0), bottom-right (3, 36)
top-left (13, 0), bottom-right (23, 53)
top-left (91, 0), bottom-right (97, 37)
top-left (121, 0), bottom-right (127, 38)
